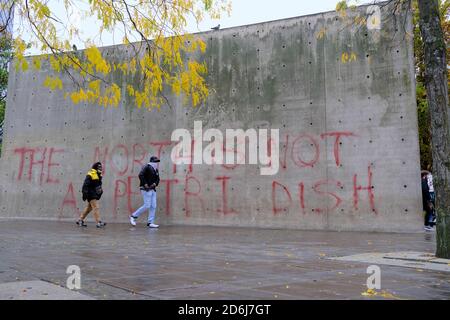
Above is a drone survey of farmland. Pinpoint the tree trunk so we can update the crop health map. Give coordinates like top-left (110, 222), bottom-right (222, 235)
top-left (418, 0), bottom-right (450, 258)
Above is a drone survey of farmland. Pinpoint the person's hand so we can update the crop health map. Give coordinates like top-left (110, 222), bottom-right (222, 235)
top-left (428, 202), bottom-right (434, 209)
top-left (144, 184), bottom-right (149, 190)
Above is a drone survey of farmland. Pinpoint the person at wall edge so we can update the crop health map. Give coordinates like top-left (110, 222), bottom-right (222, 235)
top-left (421, 171), bottom-right (435, 231)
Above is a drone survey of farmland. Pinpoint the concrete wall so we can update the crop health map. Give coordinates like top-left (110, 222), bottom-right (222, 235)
top-left (0, 2), bottom-right (423, 231)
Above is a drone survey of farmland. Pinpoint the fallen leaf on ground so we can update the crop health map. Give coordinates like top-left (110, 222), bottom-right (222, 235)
top-left (361, 289), bottom-right (377, 297)
top-left (379, 290), bottom-right (402, 300)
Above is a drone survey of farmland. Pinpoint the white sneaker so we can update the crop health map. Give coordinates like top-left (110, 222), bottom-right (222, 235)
top-left (147, 223), bottom-right (159, 228)
top-left (424, 226), bottom-right (434, 231)
top-left (129, 216), bottom-right (137, 226)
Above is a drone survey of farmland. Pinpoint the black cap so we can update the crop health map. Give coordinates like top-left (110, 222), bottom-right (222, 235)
top-left (149, 156), bottom-right (160, 163)
top-left (92, 162), bottom-right (102, 170)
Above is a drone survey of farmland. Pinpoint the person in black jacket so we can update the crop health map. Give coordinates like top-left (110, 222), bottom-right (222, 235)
top-left (129, 156), bottom-right (160, 228)
top-left (421, 171), bottom-right (434, 231)
top-left (77, 162), bottom-right (107, 228)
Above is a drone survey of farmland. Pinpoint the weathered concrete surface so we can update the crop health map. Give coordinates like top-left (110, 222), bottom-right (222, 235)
top-left (331, 252), bottom-right (450, 272)
top-left (0, 280), bottom-right (93, 300)
top-left (0, 221), bottom-right (449, 300)
top-left (0, 2), bottom-right (422, 231)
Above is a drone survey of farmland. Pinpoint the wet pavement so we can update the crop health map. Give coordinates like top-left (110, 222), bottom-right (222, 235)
top-left (0, 220), bottom-right (448, 300)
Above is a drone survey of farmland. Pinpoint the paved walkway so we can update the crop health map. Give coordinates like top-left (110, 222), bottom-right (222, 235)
top-left (0, 221), bottom-right (448, 300)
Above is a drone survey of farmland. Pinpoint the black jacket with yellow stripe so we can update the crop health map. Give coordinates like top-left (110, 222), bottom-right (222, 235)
top-left (82, 169), bottom-right (103, 201)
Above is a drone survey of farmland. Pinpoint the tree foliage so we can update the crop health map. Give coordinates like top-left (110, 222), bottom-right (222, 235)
top-left (4, 0), bottom-right (231, 110)
top-left (413, 0), bottom-right (449, 170)
top-left (0, 35), bottom-right (13, 156)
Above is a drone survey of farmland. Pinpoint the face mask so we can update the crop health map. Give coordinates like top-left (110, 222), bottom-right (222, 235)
top-left (149, 163), bottom-right (158, 170)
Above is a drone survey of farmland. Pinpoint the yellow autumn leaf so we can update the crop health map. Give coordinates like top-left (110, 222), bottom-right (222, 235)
top-left (361, 288), bottom-right (377, 296)
top-left (316, 28), bottom-right (327, 40)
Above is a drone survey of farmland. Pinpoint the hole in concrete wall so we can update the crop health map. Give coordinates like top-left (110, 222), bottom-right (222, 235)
top-left (369, 140), bottom-right (372, 143)
top-left (366, 54), bottom-right (370, 58)
top-left (369, 118), bottom-right (372, 121)
top-left (400, 115), bottom-right (403, 119)
top-left (401, 138), bottom-right (405, 142)
top-left (404, 209), bottom-right (408, 212)
top-left (399, 93), bottom-right (402, 97)
top-left (404, 185), bottom-right (407, 188)
top-left (366, 75), bottom-right (370, 79)
top-left (368, 97), bottom-right (371, 100)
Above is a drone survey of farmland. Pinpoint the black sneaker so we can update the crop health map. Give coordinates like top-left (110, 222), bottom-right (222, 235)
top-left (96, 221), bottom-right (107, 228)
top-left (76, 220), bottom-right (87, 227)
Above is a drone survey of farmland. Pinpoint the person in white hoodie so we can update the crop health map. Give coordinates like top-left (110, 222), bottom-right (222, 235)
top-left (129, 156), bottom-right (160, 228)
top-left (426, 169), bottom-right (436, 224)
